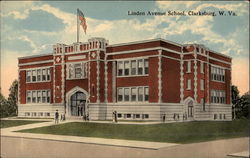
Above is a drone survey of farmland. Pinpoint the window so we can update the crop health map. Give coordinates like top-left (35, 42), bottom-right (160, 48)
top-left (38, 112), bottom-right (43, 117)
top-left (26, 71), bottom-right (31, 82)
top-left (47, 68), bottom-right (50, 80)
top-left (138, 59), bottom-right (143, 75)
top-left (131, 88), bottom-right (137, 101)
top-left (32, 91), bottom-right (37, 103)
top-left (117, 59), bottom-right (148, 76)
top-left (138, 87), bottom-right (143, 101)
top-left (75, 64), bottom-right (82, 78)
top-left (27, 91), bottom-right (31, 103)
top-left (219, 114), bottom-right (222, 119)
top-left (45, 112), bottom-right (50, 117)
top-left (118, 113), bottom-right (122, 118)
top-left (201, 98), bottom-right (205, 111)
top-left (124, 88), bottom-right (130, 101)
top-left (37, 69), bottom-right (41, 81)
top-left (144, 59), bottom-right (149, 74)
top-left (214, 114), bottom-right (217, 120)
top-left (211, 90), bottom-right (226, 104)
top-left (223, 114), bottom-right (226, 119)
top-left (142, 114), bottom-right (149, 119)
top-left (134, 114), bottom-right (140, 118)
top-left (118, 61), bottom-right (123, 76)
top-left (200, 62), bottom-right (204, 73)
top-left (32, 70), bottom-right (37, 82)
top-left (42, 91), bottom-right (47, 103)
top-left (187, 61), bottom-right (191, 73)
top-left (200, 79), bottom-right (204, 90)
top-left (118, 88), bottom-right (123, 101)
top-left (124, 61), bottom-right (130, 76)
top-left (187, 79), bottom-right (191, 90)
top-left (42, 69), bottom-right (47, 81)
top-left (37, 91), bottom-right (41, 103)
top-left (144, 87), bottom-right (149, 101)
top-left (117, 86), bottom-right (149, 102)
top-left (47, 91), bottom-right (50, 103)
top-left (211, 66), bottom-right (225, 82)
top-left (25, 112), bottom-right (30, 116)
top-left (131, 60), bottom-right (136, 75)
top-left (126, 114), bottom-right (131, 118)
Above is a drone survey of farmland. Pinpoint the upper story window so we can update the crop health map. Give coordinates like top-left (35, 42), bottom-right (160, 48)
top-left (117, 86), bottom-right (149, 102)
top-left (117, 58), bottom-right (149, 77)
top-left (211, 66), bottom-right (225, 82)
top-left (67, 62), bottom-right (88, 80)
top-left (26, 68), bottom-right (51, 83)
top-left (210, 90), bottom-right (226, 104)
top-left (200, 79), bottom-right (204, 90)
top-left (187, 61), bottom-right (191, 73)
top-left (187, 79), bottom-right (191, 90)
top-left (200, 61), bottom-right (204, 73)
top-left (26, 90), bottom-right (50, 104)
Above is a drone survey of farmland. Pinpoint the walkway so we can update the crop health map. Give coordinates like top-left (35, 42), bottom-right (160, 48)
top-left (1, 120), bottom-right (178, 150)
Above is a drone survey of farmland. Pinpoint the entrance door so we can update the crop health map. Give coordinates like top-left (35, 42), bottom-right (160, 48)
top-left (70, 91), bottom-right (86, 116)
top-left (188, 101), bottom-right (194, 118)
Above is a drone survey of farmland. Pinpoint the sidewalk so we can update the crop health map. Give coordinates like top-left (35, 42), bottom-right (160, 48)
top-left (1, 120), bottom-right (178, 150)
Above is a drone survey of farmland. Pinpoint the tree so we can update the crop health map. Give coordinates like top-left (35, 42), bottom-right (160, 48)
top-left (0, 80), bottom-right (18, 118)
top-left (7, 80), bottom-right (18, 115)
top-left (231, 85), bottom-right (240, 119)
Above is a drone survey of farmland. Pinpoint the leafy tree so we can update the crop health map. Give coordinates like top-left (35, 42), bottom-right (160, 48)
top-left (235, 92), bottom-right (250, 119)
top-left (0, 80), bottom-right (18, 118)
top-left (7, 80), bottom-right (18, 115)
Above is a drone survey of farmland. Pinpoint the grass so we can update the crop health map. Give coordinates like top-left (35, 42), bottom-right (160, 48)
top-left (17, 119), bottom-right (249, 144)
top-left (0, 120), bottom-right (47, 128)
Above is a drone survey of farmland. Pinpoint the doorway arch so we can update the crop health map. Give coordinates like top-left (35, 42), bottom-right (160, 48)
top-left (66, 87), bottom-right (89, 117)
top-left (183, 97), bottom-right (195, 120)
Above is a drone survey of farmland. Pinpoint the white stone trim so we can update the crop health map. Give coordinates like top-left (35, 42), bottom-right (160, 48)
top-left (194, 51), bottom-right (198, 102)
top-left (68, 55), bottom-right (87, 60)
top-left (104, 55), bottom-right (108, 103)
top-left (53, 56), bottom-right (56, 104)
top-left (209, 57), bottom-right (231, 65)
top-left (158, 50), bottom-right (162, 103)
top-left (61, 50), bottom-right (65, 104)
top-left (112, 61), bottom-right (116, 102)
top-left (107, 47), bottom-right (181, 56)
top-left (108, 38), bottom-right (182, 47)
top-left (206, 50), bottom-right (210, 104)
top-left (63, 48), bottom-right (106, 55)
top-left (96, 50), bottom-right (100, 103)
top-left (18, 69), bottom-right (21, 104)
top-left (19, 66), bottom-right (53, 71)
top-left (18, 60), bottom-right (53, 66)
top-left (18, 53), bottom-right (52, 59)
top-left (180, 48), bottom-right (184, 103)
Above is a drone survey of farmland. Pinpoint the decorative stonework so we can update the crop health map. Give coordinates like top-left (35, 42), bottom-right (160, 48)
top-left (104, 55), bottom-right (108, 102)
top-left (194, 50), bottom-right (198, 102)
top-left (91, 52), bottom-right (96, 59)
top-left (61, 48), bottom-right (65, 104)
top-left (112, 61), bottom-right (116, 102)
top-left (96, 50), bottom-right (100, 103)
top-left (180, 51), bottom-right (184, 103)
top-left (158, 50), bottom-right (162, 103)
top-left (206, 50), bottom-right (210, 104)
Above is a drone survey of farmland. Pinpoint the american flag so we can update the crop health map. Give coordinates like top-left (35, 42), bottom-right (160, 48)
top-left (77, 9), bottom-right (87, 34)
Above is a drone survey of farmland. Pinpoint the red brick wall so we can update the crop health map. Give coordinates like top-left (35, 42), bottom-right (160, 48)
top-left (107, 61), bottom-right (113, 102)
top-left (89, 61), bottom-right (97, 103)
top-left (19, 55), bottom-right (53, 64)
top-left (148, 57), bottom-right (159, 102)
top-left (162, 58), bottom-right (180, 103)
top-left (19, 70), bottom-right (26, 104)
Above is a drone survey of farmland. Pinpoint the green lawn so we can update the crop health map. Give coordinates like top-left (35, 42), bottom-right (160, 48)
top-left (0, 120), bottom-right (47, 128)
top-left (17, 119), bottom-right (249, 143)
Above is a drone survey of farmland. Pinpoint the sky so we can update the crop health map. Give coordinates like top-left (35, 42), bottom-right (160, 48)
top-left (0, 1), bottom-right (249, 98)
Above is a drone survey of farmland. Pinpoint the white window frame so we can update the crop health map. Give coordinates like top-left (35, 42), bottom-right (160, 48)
top-left (187, 79), bottom-right (191, 90)
top-left (117, 58), bottom-right (149, 77)
top-left (26, 67), bottom-right (51, 83)
top-left (117, 86), bottom-right (149, 102)
top-left (26, 89), bottom-right (51, 104)
top-left (211, 66), bottom-right (225, 82)
top-left (200, 61), bottom-right (204, 73)
top-left (200, 79), bottom-right (204, 90)
top-left (187, 61), bottom-right (191, 73)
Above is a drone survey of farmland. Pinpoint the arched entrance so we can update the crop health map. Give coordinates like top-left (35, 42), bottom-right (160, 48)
top-left (66, 86), bottom-right (89, 117)
top-left (183, 97), bottom-right (195, 120)
top-left (70, 91), bottom-right (86, 116)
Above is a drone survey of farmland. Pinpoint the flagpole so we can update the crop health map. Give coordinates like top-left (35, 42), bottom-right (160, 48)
top-left (77, 9), bottom-right (79, 43)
